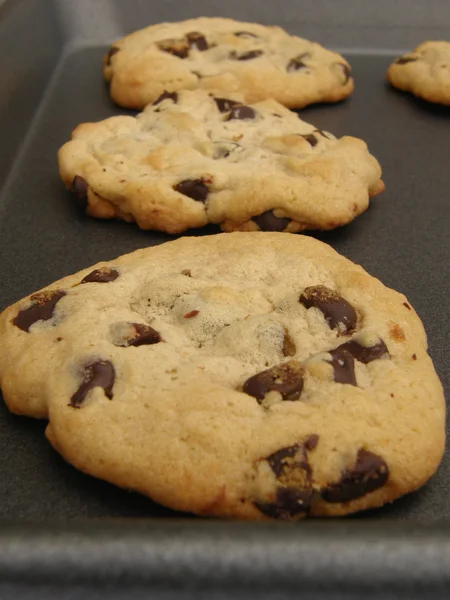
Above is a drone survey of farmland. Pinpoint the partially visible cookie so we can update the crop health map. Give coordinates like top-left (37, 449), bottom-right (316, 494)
top-left (58, 90), bottom-right (383, 234)
top-left (0, 233), bottom-right (445, 519)
top-left (387, 42), bottom-right (450, 105)
top-left (103, 17), bottom-right (354, 109)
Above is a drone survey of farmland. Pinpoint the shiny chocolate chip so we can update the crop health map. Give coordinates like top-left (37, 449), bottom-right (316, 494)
top-left (117, 323), bottom-right (161, 347)
top-left (226, 105), bottom-right (256, 121)
top-left (234, 31), bottom-right (259, 38)
top-left (328, 348), bottom-right (357, 386)
top-left (395, 56), bottom-right (418, 65)
top-left (70, 360), bottom-right (115, 408)
top-left (214, 97), bottom-right (240, 113)
top-left (13, 290), bottom-right (66, 332)
top-left (80, 267), bottom-right (119, 284)
top-left (282, 330), bottom-right (296, 357)
top-left (299, 286), bottom-right (357, 334)
top-left (333, 338), bottom-right (389, 364)
top-left (71, 175), bottom-right (88, 212)
top-left (186, 31), bottom-right (208, 51)
top-left (321, 449), bottom-right (389, 503)
top-left (234, 50), bottom-right (263, 60)
top-left (153, 91), bottom-right (178, 105)
top-left (254, 487), bottom-right (313, 519)
top-left (253, 210), bottom-right (290, 231)
top-left (243, 361), bottom-right (304, 402)
top-left (106, 46), bottom-right (120, 66)
top-left (287, 53), bottom-right (310, 72)
top-left (335, 62), bottom-right (352, 84)
top-left (174, 179), bottom-right (209, 202)
top-left (301, 133), bottom-right (318, 147)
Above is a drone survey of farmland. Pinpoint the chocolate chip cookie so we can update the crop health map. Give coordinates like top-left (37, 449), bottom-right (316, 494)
top-left (58, 89), bottom-right (383, 234)
top-left (387, 41), bottom-right (450, 105)
top-left (0, 233), bottom-right (444, 519)
top-left (103, 17), bottom-right (354, 109)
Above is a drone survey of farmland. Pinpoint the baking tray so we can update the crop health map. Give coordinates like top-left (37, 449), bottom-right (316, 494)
top-left (0, 0), bottom-right (449, 598)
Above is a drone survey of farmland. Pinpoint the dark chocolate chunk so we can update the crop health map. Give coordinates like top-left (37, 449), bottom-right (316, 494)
top-left (80, 267), bottom-right (119, 284)
top-left (299, 285), bottom-right (357, 334)
top-left (282, 329), bottom-right (296, 357)
top-left (186, 31), bottom-right (208, 51)
top-left (335, 62), bottom-right (352, 84)
top-left (174, 179), bottom-right (209, 202)
top-left (71, 175), bottom-right (88, 212)
top-left (234, 31), bottom-right (259, 38)
top-left (301, 133), bottom-right (318, 147)
top-left (70, 360), bottom-right (115, 408)
top-left (332, 338), bottom-right (389, 364)
top-left (395, 56), bottom-right (418, 65)
top-left (153, 91), bottom-right (178, 105)
top-left (106, 46), bottom-right (120, 66)
top-left (234, 50), bottom-right (263, 61)
top-left (266, 436), bottom-right (319, 478)
top-left (287, 53), bottom-right (311, 73)
top-left (321, 449), bottom-right (389, 503)
top-left (214, 97), bottom-right (240, 113)
top-left (254, 486), bottom-right (313, 519)
top-left (226, 105), bottom-right (256, 121)
top-left (158, 41), bottom-right (189, 59)
top-left (328, 348), bottom-right (357, 386)
top-left (117, 323), bottom-right (161, 347)
top-left (252, 210), bottom-right (290, 231)
top-left (243, 361), bottom-right (304, 402)
top-left (12, 290), bottom-right (66, 333)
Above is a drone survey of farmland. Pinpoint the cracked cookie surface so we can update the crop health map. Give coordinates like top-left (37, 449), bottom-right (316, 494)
top-left (387, 41), bottom-right (450, 105)
top-left (103, 17), bottom-right (354, 109)
top-left (58, 89), bottom-right (383, 234)
top-left (0, 233), bottom-right (444, 519)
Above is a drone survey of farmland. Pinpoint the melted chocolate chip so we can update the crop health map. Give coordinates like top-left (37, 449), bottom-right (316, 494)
top-left (243, 361), bottom-right (304, 403)
top-left (80, 267), bottom-right (119, 284)
top-left (255, 435), bottom-right (319, 519)
top-left (70, 360), bottom-right (115, 408)
top-left (328, 348), bottom-right (357, 386)
top-left (321, 449), bottom-right (389, 503)
top-left (395, 56), bottom-right (418, 65)
top-left (117, 323), bottom-right (161, 347)
top-left (254, 487), bottom-right (313, 519)
top-left (332, 338), bottom-right (389, 364)
top-left (153, 91), bottom-right (178, 105)
top-left (13, 290), bottom-right (66, 332)
top-left (287, 57), bottom-right (308, 72)
top-left (214, 97), bottom-right (240, 113)
top-left (186, 31), bottom-right (208, 51)
top-left (301, 133), bottom-right (318, 147)
top-left (299, 285), bottom-right (357, 334)
top-left (174, 179), bottom-right (209, 202)
top-left (335, 62), bottom-right (352, 84)
top-left (234, 31), bottom-right (259, 38)
top-left (106, 46), bottom-right (120, 66)
top-left (71, 176), bottom-right (88, 212)
top-left (282, 330), bottom-right (296, 357)
top-left (226, 105), bottom-right (256, 121)
top-left (253, 210), bottom-right (290, 231)
top-left (234, 50), bottom-right (263, 60)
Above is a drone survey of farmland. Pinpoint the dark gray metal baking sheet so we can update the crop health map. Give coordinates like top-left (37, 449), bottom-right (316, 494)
top-left (0, 0), bottom-right (449, 597)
